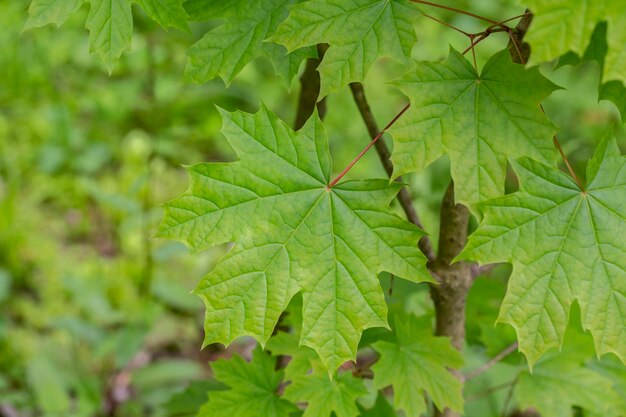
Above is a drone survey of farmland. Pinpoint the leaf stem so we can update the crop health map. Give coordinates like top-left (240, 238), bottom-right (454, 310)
top-left (411, 0), bottom-right (500, 25)
top-left (464, 342), bottom-right (519, 380)
top-left (348, 82), bottom-right (437, 262)
top-left (506, 26), bottom-right (587, 192)
top-left (327, 103), bottom-right (410, 188)
top-left (422, 12), bottom-right (472, 37)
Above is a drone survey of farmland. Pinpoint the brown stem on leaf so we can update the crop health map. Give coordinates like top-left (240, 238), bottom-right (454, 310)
top-left (464, 342), bottom-right (519, 380)
top-left (348, 82), bottom-right (436, 262)
top-left (507, 13), bottom-right (586, 192)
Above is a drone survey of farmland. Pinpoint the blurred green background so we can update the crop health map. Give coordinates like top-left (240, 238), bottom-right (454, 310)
top-left (1, 0), bottom-right (624, 416)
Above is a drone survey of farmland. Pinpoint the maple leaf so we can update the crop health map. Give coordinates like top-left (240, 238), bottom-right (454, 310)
top-left (196, 348), bottom-right (297, 417)
top-left (159, 105), bottom-right (430, 371)
top-left (270, 0), bottom-right (422, 96)
top-left (85, 0), bottom-right (133, 73)
top-left (521, 0), bottom-right (626, 84)
top-left (184, 0), bottom-right (315, 86)
top-left (461, 134), bottom-right (626, 365)
top-left (284, 364), bottom-right (368, 417)
top-left (24, 0), bottom-right (83, 30)
top-left (390, 48), bottom-right (559, 206)
top-left (137, 0), bottom-right (188, 31)
top-left (515, 329), bottom-right (623, 417)
top-left (371, 312), bottom-right (464, 417)
top-left (357, 394), bottom-right (398, 417)
top-left (266, 331), bottom-right (319, 381)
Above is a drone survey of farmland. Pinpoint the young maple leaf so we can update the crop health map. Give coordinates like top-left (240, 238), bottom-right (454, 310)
top-left (390, 48), bottom-right (560, 206)
top-left (197, 348), bottom-right (297, 417)
top-left (461, 134), bottom-right (626, 366)
top-left (371, 312), bottom-right (464, 417)
top-left (270, 0), bottom-right (422, 96)
top-left (284, 357), bottom-right (368, 417)
top-left (521, 0), bottom-right (626, 84)
top-left (159, 105), bottom-right (431, 371)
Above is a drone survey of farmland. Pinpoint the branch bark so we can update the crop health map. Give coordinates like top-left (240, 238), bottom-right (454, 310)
top-left (294, 44), bottom-right (328, 130)
top-left (464, 342), bottom-right (519, 380)
top-left (429, 182), bottom-right (473, 417)
top-left (348, 82), bottom-right (436, 261)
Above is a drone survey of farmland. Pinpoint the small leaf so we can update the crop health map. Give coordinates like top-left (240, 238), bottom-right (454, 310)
top-left (371, 312), bottom-right (464, 416)
top-left (516, 347), bottom-right (622, 417)
top-left (197, 348), bottom-right (297, 417)
top-left (462, 133), bottom-right (626, 365)
top-left (284, 367), bottom-right (368, 417)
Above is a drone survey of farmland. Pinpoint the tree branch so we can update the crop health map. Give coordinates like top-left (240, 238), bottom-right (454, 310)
top-left (464, 342), bottom-right (519, 380)
top-left (429, 182), bottom-right (473, 417)
top-left (294, 44), bottom-right (328, 130)
top-left (348, 82), bottom-right (436, 262)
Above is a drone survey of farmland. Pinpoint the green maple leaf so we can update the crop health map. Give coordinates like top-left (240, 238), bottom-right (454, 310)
top-left (357, 394), bottom-right (397, 417)
top-left (85, 0), bottom-right (133, 72)
top-left (284, 365), bottom-right (368, 417)
top-left (516, 347), bottom-right (622, 417)
top-left (24, 0), bottom-right (83, 30)
top-left (197, 348), bottom-right (297, 417)
top-left (522, 0), bottom-right (626, 84)
top-left (266, 332), bottom-right (319, 381)
top-left (270, 0), bottom-right (422, 96)
top-left (185, 0), bottom-right (315, 86)
top-left (461, 134), bottom-right (626, 365)
top-left (159, 105), bottom-right (430, 371)
top-left (137, 0), bottom-right (189, 31)
top-left (390, 48), bottom-right (559, 206)
top-left (371, 312), bottom-right (463, 417)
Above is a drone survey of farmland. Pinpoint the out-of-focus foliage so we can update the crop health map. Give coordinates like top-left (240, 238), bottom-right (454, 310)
top-left (3, 0), bottom-right (626, 416)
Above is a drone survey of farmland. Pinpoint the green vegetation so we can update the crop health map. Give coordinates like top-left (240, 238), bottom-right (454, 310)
top-left (2, 1), bottom-right (625, 416)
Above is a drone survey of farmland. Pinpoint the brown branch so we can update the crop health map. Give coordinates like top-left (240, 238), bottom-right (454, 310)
top-left (348, 82), bottom-right (436, 262)
top-left (464, 342), bottom-right (519, 380)
top-left (294, 44), bottom-right (328, 130)
top-left (430, 182), bottom-right (473, 417)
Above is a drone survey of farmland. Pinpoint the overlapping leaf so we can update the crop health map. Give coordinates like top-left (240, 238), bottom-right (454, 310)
top-left (159, 106), bottom-right (430, 371)
top-left (270, 0), bottom-right (422, 96)
top-left (197, 348), bottom-right (297, 417)
top-left (522, 0), bottom-right (626, 84)
top-left (390, 48), bottom-right (559, 206)
top-left (184, 0), bottom-right (316, 86)
top-left (371, 312), bottom-right (463, 417)
top-left (137, 0), bottom-right (188, 31)
top-left (515, 331), bottom-right (623, 417)
top-left (461, 134), bottom-right (626, 365)
top-left (284, 364), bottom-right (368, 417)
top-left (24, 0), bottom-right (83, 29)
